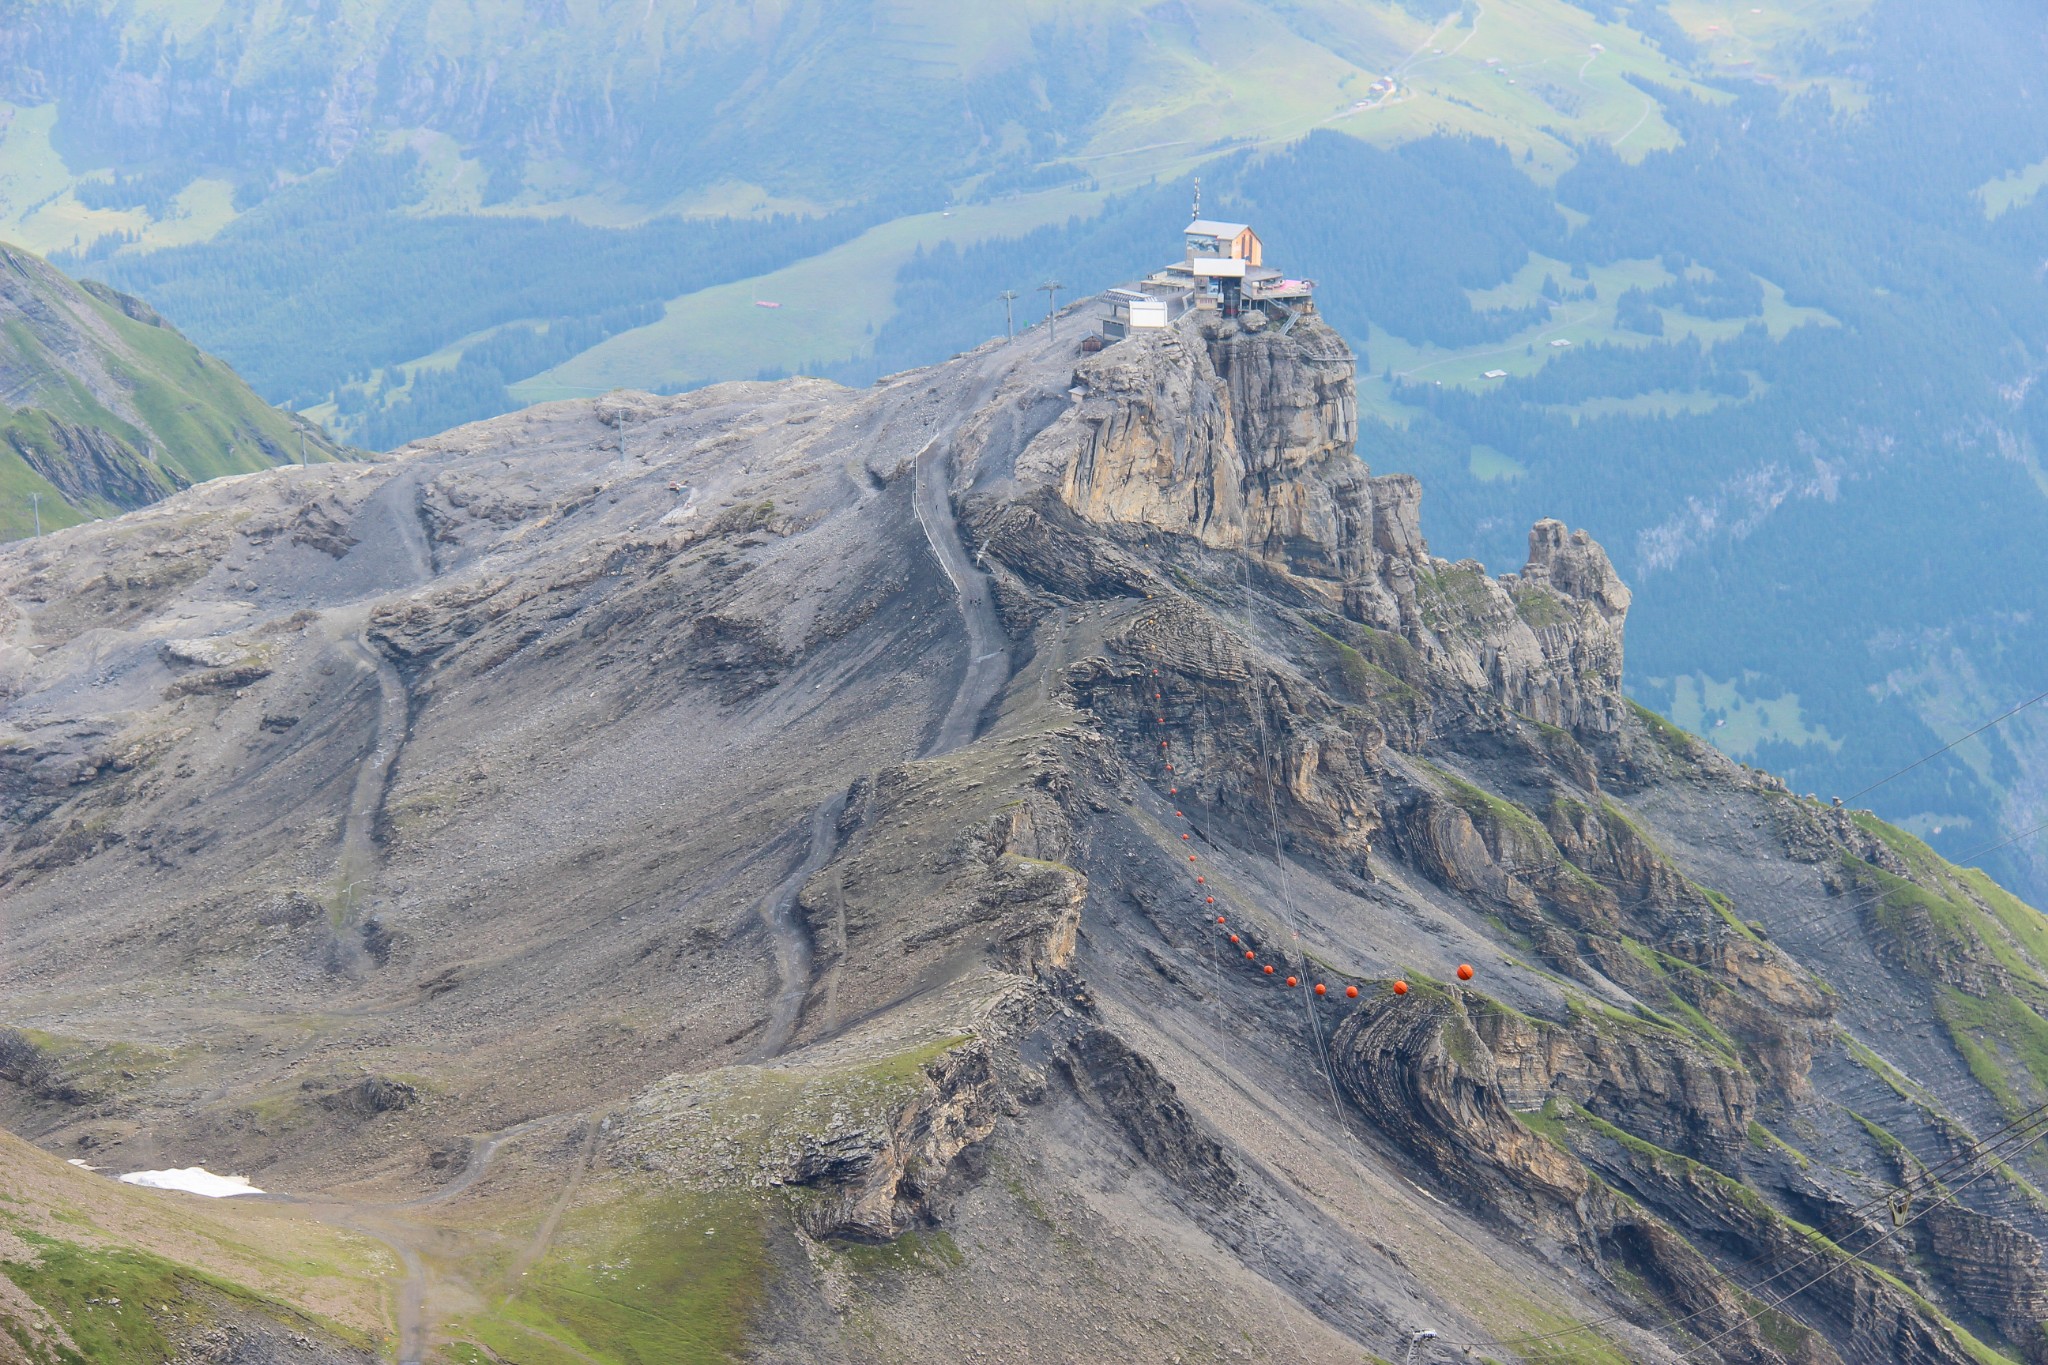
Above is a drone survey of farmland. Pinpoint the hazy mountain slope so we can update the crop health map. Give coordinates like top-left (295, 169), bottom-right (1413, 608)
top-left (6, 307), bottom-right (2048, 1363)
top-left (0, 0), bottom-right (1856, 448)
top-left (0, 0), bottom-right (1718, 218)
top-left (0, 240), bottom-right (348, 540)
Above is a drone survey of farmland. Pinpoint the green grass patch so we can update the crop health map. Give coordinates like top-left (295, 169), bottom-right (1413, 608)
top-left (1664, 672), bottom-right (1841, 762)
top-left (1515, 1096), bottom-right (1573, 1149)
top-left (1511, 585), bottom-right (1569, 628)
top-left (1935, 988), bottom-right (2048, 1120)
top-left (1616, 939), bottom-right (1740, 1059)
top-left (0, 1229), bottom-right (361, 1365)
top-left (828, 1227), bottom-right (964, 1276)
top-left (1746, 1120), bottom-right (1810, 1168)
top-left (0, 243), bottom-right (346, 540)
top-left (1468, 443), bottom-right (1526, 482)
top-left (1415, 562), bottom-right (1501, 636)
top-left (1627, 697), bottom-right (1696, 759)
top-left (1848, 1109), bottom-right (1911, 1165)
top-left (1301, 619), bottom-right (1426, 725)
top-left (1976, 156), bottom-right (2048, 219)
top-left (477, 1190), bottom-right (769, 1365)
top-left (1416, 758), bottom-right (1549, 851)
top-left (1844, 1036), bottom-right (1939, 1109)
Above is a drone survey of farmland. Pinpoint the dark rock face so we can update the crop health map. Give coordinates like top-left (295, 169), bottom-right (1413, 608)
top-left (313, 1075), bottom-right (417, 1118)
top-left (6, 412), bottom-right (184, 509)
top-left (9, 309), bottom-right (2048, 1364)
top-left (1056, 1026), bottom-right (1245, 1206)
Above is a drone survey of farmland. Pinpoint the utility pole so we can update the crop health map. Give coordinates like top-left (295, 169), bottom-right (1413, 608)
top-left (1039, 280), bottom-right (1065, 340)
top-left (1403, 1329), bottom-right (1438, 1365)
top-left (29, 492), bottom-right (39, 538)
top-left (998, 289), bottom-right (1019, 340)
top-left (299, 429), bottom-right (307, 467)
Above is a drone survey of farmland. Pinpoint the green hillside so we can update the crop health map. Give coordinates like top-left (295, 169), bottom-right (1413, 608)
top-left (0, 1128), bottom-right (383, 1362)
top-left (0, 241), bottom-right (348, 541)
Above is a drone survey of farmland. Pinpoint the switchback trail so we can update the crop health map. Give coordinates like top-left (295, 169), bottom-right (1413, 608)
top-left (336, 629), bottom-right (409, 934)
top-left (260, 1114), bottom-right (564, 1364)
top-left (754, 791), bottom-right (851, 1059)
top-left (914, 431), bottom-right (1010, 758)
top-left (745, 381), bottom-right (1014, 1062)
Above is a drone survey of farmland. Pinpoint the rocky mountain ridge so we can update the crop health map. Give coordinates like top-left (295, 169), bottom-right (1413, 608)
top-left (3, 307), bottom-right (2048, 1363)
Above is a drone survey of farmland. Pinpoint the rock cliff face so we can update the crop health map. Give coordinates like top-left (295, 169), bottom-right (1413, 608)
top-left (1025, 318), bottom-right (1632, 739)
top-left (7, 308), bottom-right (2048, 1364)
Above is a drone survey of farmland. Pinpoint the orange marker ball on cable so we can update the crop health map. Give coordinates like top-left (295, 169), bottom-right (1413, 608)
top-left (1181, 833), bottom-right (1189, 840)
top-left (1229, 935), bottom-right (1240, 944)
top-left (1314, 983), bottom-right (1326, 996)
top-left (1196, 876), bottom-right (1204, 884)
top-left (1392, 980), bottom-right (1409, 997)
top-left (1206, 896), bottom-right (1215, 904)
top-left (1245, 950), bottom-right (1256, 960)
top-left (1263, 964), bottom-right (1275, 975)
top-left (1286, 976), bottom-right (1298, 988)
top-left (1345, 985), bottom-right (1359, 999)
top-left (1457, 963), bottom-right (1475, 981)
top-left (1215, 913), bottom-right (1225, 923)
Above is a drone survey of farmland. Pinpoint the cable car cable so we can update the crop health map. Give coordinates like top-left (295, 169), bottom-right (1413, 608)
top-left (1845, 684), bottom-right (2048, 804)
top-left (1466, 1100), bottom-right (2048, 1356)
top-left (1237, 548), bottom-right (1351, 1131)
top-left (1675, 1109), bottom-right (2048, 1361)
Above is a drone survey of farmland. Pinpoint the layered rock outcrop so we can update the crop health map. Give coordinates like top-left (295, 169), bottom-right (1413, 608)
top-left (1015, 316), bottom-right (1631, 739)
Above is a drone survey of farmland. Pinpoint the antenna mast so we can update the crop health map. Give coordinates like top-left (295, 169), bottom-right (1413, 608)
top-left (1191, 177), bottom-right (1201, 222)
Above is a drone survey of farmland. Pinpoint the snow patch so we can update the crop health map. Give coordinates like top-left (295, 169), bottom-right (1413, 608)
top-left (118, 1167), bottom-right (264, 1198)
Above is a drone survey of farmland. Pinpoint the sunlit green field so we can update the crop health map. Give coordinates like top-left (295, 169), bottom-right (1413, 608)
top-left (513, 191), bottom-right (1102, 400)
top-left (1355, 252), bottom-right (1835, 427)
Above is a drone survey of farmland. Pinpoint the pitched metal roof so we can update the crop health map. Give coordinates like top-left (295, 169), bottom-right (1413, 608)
top-left (1186, 220), bottom-right (1252, 238)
